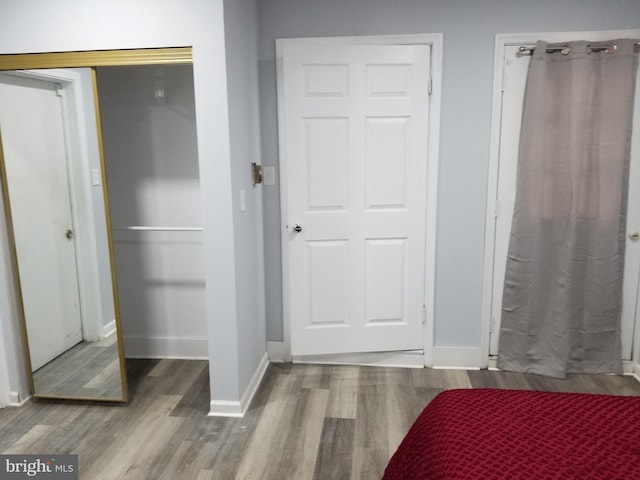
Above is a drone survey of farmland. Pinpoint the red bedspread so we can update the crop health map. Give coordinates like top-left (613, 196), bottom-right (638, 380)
top-left (383, 389), bottom-right (640, 480)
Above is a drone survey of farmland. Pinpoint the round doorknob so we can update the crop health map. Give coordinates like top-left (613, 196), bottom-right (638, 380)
top-left (293, 223), bottom-right (303, 233)
top-left (630, 231), bottom-right (640, 242)
top-left (65, 229), bottom-right (74, 240)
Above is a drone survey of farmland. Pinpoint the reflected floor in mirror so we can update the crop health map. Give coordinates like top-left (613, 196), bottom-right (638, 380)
top-left (31, 333), bottom-right (123, 399)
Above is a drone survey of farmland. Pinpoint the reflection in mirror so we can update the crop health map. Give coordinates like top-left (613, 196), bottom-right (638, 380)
top-left (0, 67), bottom-right (126, 401)
top-left (96, 64), bottom-right (204, 363)
top-left (0, 48), bottom-right (196, 403)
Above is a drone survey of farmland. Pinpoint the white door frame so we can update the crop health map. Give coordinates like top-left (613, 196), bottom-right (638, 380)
top-left (482, 29), bottom-right (640, 369)
top-left (276, 33), bottom-right (443, 367)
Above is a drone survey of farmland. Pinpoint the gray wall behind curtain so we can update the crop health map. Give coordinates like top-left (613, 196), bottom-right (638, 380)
top-left (497, 39), bottom-right (638, 378)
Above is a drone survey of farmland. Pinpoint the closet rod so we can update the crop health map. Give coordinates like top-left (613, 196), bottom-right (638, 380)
top-left (122, 226), bottom-right (203, 232)
top-left (518, 41), bottom-right (640, 55)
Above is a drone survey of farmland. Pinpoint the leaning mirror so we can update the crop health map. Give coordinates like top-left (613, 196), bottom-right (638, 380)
top-left (0, 48), bottom-right (193, 402)
top-left (0, 66), bottom-right (126, 401)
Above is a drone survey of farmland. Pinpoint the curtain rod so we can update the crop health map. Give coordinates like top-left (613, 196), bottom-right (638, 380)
top-left (518, 41), bottom-right (640, 55)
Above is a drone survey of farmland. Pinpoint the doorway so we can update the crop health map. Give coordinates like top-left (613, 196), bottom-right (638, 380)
top-left (277, 35), bottom-right (442, 363)
top-left (484, 30), bottom-right (640, 365)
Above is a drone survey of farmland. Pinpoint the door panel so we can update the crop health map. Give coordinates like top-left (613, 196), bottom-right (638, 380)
top-left (282, 44), bottom-right (430, 356)
top-left (306, 117), bottom-right (349, 209)
top-left (0, 74), bottom-right (83, 370)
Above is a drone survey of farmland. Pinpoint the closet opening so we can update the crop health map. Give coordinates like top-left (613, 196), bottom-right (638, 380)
top-left (96, 64), bottom-right (207, 360)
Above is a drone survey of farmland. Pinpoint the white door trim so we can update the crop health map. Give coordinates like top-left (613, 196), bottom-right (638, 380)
top-left (276, 33), bottom-right (443, 366)
top-left (482, 29), bottom-right (640, 366)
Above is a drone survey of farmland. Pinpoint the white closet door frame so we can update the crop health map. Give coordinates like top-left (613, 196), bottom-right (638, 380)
top-left (482, 29), bottom-right (640, 368)
top-left (276, 33), bottom-right (443, 366)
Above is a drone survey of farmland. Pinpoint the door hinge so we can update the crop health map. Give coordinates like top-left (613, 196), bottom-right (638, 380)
top-left (55, 84), bottom-right (64, 98)
top-left (422, 305), bottom-right (427, 325)
top-left (428, 77), bottom-right (433, 96)
top-left (494, 200), bottom-right (501, 219)
top-left (489, 316), bottom-right (496, 334)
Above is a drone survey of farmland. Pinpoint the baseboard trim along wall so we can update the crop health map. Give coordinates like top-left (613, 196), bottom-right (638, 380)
top-left (9, 390), bottom-right (29, 407)
top-left (209, 352), bottom-right (270, 418)
top-left (432, 346), bottom-right (483, 370)
top-left (102, 319), bottom-right (116, 339)
top-left (267, 341), bottom-right (287, 362)
top-left (123, 336), bottom-right (209, 359)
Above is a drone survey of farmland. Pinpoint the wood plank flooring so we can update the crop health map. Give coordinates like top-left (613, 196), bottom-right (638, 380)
top-left (2, 359), bottom-right (640, 479)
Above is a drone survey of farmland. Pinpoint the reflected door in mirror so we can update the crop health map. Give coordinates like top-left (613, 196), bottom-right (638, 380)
top-left (0, 74), bottom-right (84, 370)
top-left (0, 69), bottom-right (125, 401)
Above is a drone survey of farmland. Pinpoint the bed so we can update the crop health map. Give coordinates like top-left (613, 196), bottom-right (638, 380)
top-left (383, 389), bottom-right (640, 479)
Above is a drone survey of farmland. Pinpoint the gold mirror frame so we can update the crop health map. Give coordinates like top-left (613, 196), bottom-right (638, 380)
top-left (0, 47), bottom-right (193, 402)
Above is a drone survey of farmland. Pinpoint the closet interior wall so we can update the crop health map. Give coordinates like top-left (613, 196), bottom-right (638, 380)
top-left (97, 64), bottom-right (207, 359)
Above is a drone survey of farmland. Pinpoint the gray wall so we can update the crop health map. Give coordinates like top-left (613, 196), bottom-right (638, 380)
top-left (257, 0), bottom-right (640, 347)
top-left (224, 0), bottom-right (267, 391)
top-left (0, 0), bottom-right (246, 406)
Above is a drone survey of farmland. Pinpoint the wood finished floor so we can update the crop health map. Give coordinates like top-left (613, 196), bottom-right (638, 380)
top-left (2, 359), bottom-right (640, 479)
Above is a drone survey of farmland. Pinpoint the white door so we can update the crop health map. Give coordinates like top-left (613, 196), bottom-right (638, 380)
top-left (0, 74), bottom-right (83, 370)
top-left (281, 44), bottom-right (430, 356)
top-left (489, 45), bottom-right (640, 358)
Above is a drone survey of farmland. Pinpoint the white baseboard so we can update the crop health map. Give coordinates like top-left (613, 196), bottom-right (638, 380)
top-left (209, 352), bottom-right (270, 418)
top-left (8, 390), bottom-right (29, 407)
top-left (207, 400), bottom-right (244, 418)
top-left (102, 319), bottom-right (116, 338)
top-left (267, 341), bottom-right (287, 362)
top-left (123, 336), bottom-right (209, 359)
top-left (432, 346), bottom-right (482, 370)
top-left (488, 355), bottom-right (498, 371)
top-left (292, 350), bottom-right (425, 368)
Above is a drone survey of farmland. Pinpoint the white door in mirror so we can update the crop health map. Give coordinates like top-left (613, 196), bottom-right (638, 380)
top-left (0, 74), bottom-right (83, 371)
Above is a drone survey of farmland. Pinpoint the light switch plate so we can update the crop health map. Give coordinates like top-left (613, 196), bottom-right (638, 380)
top-left (240, 189), bottom-right (246, 212)
top-left (91, 168), bottom-right (101, 186)
top-left (262, 166), bottom-right (276, 186)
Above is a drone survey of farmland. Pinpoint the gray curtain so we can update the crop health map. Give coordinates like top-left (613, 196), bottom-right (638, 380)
top-left (497, 39), bottom-right (638, 378)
